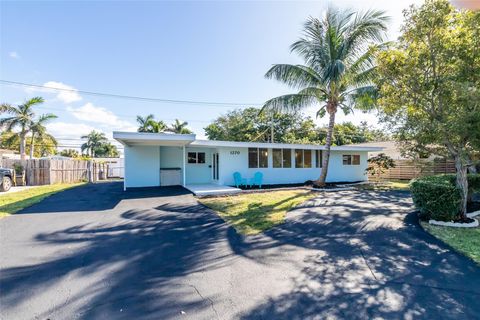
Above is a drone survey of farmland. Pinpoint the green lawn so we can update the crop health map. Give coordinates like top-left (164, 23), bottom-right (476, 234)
top-left (0, 183), bottom-right (85, 218)
top-left (421, 221), bottom-right (480, 264)
top-left (199, 189), bottom-right (317, 235)
top-left (355, 179), bottom-right (410, 191)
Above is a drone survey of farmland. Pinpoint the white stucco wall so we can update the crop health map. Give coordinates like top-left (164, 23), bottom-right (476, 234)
top-left (124, 145), bottom-right (160, 188)
top-left (160, 146), bottom-right (183, 168)
top-left (217, 147), bottom-right (368, 186)
top-left (185, 147), bottom-right (213, 184)
top-left (124, 144), bottom-right (369, 188)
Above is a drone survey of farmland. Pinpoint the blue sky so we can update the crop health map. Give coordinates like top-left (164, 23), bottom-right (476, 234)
top-left (1, 0), bottom-right (422, 150)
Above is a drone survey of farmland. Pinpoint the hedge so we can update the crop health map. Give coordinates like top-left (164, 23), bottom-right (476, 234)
top-left (409, 174), bottom-right (480, 222)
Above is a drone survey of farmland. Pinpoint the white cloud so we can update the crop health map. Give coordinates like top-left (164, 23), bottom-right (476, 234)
top-left (67, 102), bottom-right (135, 131)
top-left (46, 121), bottom-right (98, 139)
top-left (26, 81), bottom-right (82, 103)
top-left (9, 51), bottom-right (20, 59)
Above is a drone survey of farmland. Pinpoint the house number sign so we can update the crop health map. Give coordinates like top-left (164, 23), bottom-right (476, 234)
top-left (230, 150), bottom-right (240, 155)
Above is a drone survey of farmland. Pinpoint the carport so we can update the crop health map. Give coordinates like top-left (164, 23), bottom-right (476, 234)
top-left (114, 132), bottom-right (195, 190)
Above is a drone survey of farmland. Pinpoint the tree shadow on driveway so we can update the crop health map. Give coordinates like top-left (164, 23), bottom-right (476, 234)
top-left (1, 195), bottom-right (235, 319)
top-left (233, 190), bottom-right (480, 319)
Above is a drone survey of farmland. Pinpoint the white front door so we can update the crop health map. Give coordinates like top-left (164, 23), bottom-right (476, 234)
top-left (212, 152), bottom-right (219, 181)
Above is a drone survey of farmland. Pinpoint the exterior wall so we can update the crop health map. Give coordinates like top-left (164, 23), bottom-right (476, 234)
top-left (185, 147), bottom-right (213, 184)
top-left (160, 146), bottom-right (183, 168)
top-left (124, 145), bottom-right (160, 188)
top-left (123, 144), bottom-right (369, 188)
top-left (217, 147), bottom-right (368, 186)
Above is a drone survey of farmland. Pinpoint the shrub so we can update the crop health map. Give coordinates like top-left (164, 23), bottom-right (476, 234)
top-left (410, 175), bottom-right (461, 222)
top-left (468, 174), bottom-right (480, 192)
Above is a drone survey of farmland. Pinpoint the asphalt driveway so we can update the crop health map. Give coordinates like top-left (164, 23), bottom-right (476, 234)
top-left (1, 182), bottom-right (479, 319)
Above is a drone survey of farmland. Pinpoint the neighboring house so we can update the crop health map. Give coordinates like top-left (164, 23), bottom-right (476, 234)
top-left (344, 141), bottom-right (441, 160)
top-left (0, 149), bottom-right (20, 160)
top-left (114, 132), bottom-right (381, 191)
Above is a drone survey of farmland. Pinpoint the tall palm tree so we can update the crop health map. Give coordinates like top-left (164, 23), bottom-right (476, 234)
top-left (0, 97), bottom-right (46, 160)
top-left (136, 114), bottom-right (167, 133)
top-left (81, 130), bottom-right (108, 157)
top-left (167, 119), bottom-right (193, 134)
top-left (29, 113), bottom-right (58, 159)
top-left (262, 8), bottom-right (388, 186)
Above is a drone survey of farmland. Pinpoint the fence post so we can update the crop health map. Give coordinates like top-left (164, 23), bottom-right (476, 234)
top-left (87, 160), bottom-right (93, 183)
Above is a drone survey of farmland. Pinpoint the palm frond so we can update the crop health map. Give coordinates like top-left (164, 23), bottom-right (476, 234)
top-left (0, 103), bottom-right (17, 114)
top-left (22, 97), bottom-right (44, 109)
top-left (261, 94), bottom-right (317, 114)
top-left (265, 64), bottom-right (323, 89)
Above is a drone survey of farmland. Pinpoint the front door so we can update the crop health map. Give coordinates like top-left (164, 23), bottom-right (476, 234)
top-left (212, 152), bottom-right (219, 181)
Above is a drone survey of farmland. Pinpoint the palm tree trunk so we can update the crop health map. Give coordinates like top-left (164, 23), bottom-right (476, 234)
top-left (316, 105), bottom-right (336, 186)
top-left (29, 134), bottom-right (35, 160)
top-left (19, 132), bottom-right (27, 160)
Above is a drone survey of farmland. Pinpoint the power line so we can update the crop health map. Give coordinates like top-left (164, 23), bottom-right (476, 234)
top-left (30, 105), bottom-right (215, 124)
top-left (0, 80), bottom-right (262, 107)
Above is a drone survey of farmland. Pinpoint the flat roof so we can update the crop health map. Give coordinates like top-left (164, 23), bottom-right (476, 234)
top-left (113, 131), bottom-right (383, 152)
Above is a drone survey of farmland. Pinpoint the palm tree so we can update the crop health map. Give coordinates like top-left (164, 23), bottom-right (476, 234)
top-left (81, 131), bottom-right (108, 157)
top-left (136, 114), bottom-right (167, 133)
top-left (59, 149), bottom-right (80, 158)
top-left (262, 8), bottom-right (388, 186)
top-left (0, 97), bottom-right (46, 160)
top-left (167, 119), bottom-right (193, 134)
top-left (29, 113), bottom-right (58, 159)
top-left (95, 142), bottom-right (119, 158)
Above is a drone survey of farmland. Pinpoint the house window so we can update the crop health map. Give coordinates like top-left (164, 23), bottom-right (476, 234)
top-left (283, 149), bottom-right (292, 168)
top-left (248, 148), bottom-right (268, 168)
top-left (273, 149), bottom-right (292, 168)
top-left (188, 152), bottom-right (206, 164)
top-left (273, 149), bottom-right (282, 168)
top-left (343, 154), bottom-right (360, 165)
top-left (315, 150), bottom-right (322, 168)
top-left (304, 150), bottom-right (312, 168)
top-left (295, 149), bottom-right (303, 168)
top-left (295, 149), bottom-right (312, 168)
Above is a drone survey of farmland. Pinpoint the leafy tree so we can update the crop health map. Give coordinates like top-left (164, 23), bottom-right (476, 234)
top-left (81, 131), bottom-right (108, 157)
top-left (0, 97), bottom-right (52, 160)
top-left (376, 0), bottom-right (480, 219)
top-left (136, 114), bottom-right (167, 133)
top-left (328, 121), bottom-right (389, 145)
top-left (262, 8), bottom-right (389, 186)
top-left (365, 153), bottom-right (395, 180)
top-left (205, 107), bottom-right (321, 143)
top-left (94, 142), bottom-right (119, 158)
top-left (205, 108), bottom-right (389, 145)
top-left (0, 131), bottom-right (58, 157)
top-left (167, 119), bottom-right (193, 134)
top-left (59, 149), bottom-right (80, 158)
top-left (28, 113), bottom-right (57, 159)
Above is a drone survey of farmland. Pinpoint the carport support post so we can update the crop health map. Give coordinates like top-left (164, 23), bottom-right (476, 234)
top-left (182, 145), bottom-right (186, 187)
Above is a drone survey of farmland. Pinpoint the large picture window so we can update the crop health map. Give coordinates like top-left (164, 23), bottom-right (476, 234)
top-left (273, 149), bottom-right (292, 168)
top-left (304, 150), bottom-right (312, 168)
top-left (343, 154), bottom-right (360, 165)
top-left (315, 150), bottom-right (322, 168)
top-left (248, 148), bottom-right (268, 168)
top-left (188, 152), bottom-right (206, 164)
top-left (295, 149), bottom-right (303, 168)
top-left (295, 149), bottom-right (312, 168)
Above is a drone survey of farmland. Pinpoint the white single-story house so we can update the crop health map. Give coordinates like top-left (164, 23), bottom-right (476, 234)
top-left (113, 132), bottom-right (382, 194)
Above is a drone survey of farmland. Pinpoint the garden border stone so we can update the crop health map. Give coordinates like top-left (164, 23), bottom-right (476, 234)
top-left (428, 218), bottom-right (479, 228)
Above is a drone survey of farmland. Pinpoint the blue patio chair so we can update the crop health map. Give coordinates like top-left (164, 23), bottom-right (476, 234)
top-left (233, 172), bottom-right (247, 188)
top-left (250, 172), bottom-right (263, 189)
